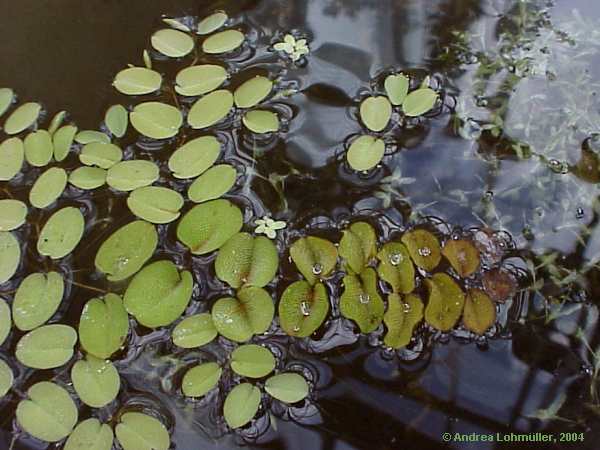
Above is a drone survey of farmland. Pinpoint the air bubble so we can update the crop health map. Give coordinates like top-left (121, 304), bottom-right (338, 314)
top-left (359, 293), bottom-right (370, 304)
top-left (576, 207), bottom-right (585, 219)
top-left (312, 263), bottom-right (323, 275)
top-left (418, 247), bottom-right (431, 257)
top-left (389, 253), bottom-right (402, 266)
top-left (300, 301), bottom-right (311, 316)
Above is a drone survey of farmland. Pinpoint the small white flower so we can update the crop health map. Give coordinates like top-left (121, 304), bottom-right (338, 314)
top-left (273, 33), bottom-right (310, 61)
top-left (254, 216), bottom-right (287, 239)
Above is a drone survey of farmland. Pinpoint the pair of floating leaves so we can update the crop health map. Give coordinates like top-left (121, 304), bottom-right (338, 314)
top-left (172, 313), bottom-right (216, 348)
top-left (95, 220), bottom-right (158, 281)
top-left (13, 271), bottom-right (64, 331)
top-left (115, 412), bottom-right (170, 450)
top-left (16, 324), bottom-right (77, 369)
top-left (279, 281), bottom-right (329, 337)
top-left (64, 418), bottom-right (113, 450)
top-left (80, 142), bottom-right (122, 168)
top-left (242, 110), bottom-right (279, 133)
top-left (24, 130), bottom-right (53, 166)
top-left (106, 160), bottom-right (159, 191)
top-left (168, 135), bottom-right (221, 179)
top-left (4, 102), bottom-right (41, 135)
top-left (338, 222), bottom-right (377, 273)
top-left (177, 199), bottom-right (243, 254)
top-left (360, 96), bottom-right (391, 132)
top-left (289, 236), bottom-right (338, 284)
top-left (234, 76), bottom-right (273, 108)
top-left (383, 293), bottom-right (423, 348)
top-left (211, 287), bottom-right (274, 342)
top-left (376, 242), bottom-right (415, 293)
top-left (0, 199), bottom-right (27, 231)
top-left (69, 166), bottom-right (107, 189)
top-left (124, 260), bottom-right (193, 328)
top-left (188, 164), bottom-right (236, 203)
top-left (202, 29), bottom-right (245, 54)
top-left (127, 186), bottom-right (184, 223)
top-left (231, 344), bottom-right (275, 378)
top-left (151, 28), bottom-right (194, 58)
top-left (347, 135), bottom-right (385, 171)
top-left (29, 167), bottom-right (67, 208)
top-left (0, 137), bottom-right (24, 180)
top-left (424, 273), bottom-right (464, 331)
top-left (71, 356), bottom-right (120, 407)
top-left (188, 90), bottom-right (233, 129)
top-left (130, 102), bottom-right (182, 139)
top-left (215, 232), bottom-right (278, 288)
top-left (401, 229), bottom-right (441, 271)
top-left (79, 293), bottom-right (129, 359)
top-left (175, 64), bottom-right (228, 96)
top-left (182, 362), bottom-right (222, 397)
top-left (113, 67), bottom-right (162, 95)
top-left (37, 207), bottom-right (85, 258)
top-left (442, 239), bottom-right (480, 277)
top-left (16, 381), bottom-right (77, 442)
top-left (0, 232), bottom-right (20, 284)
top-left (340, 268), bottom-right (384, 333)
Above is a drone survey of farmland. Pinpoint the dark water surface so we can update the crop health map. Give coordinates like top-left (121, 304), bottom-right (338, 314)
top-left (1, 0), bottom-right (600, 449)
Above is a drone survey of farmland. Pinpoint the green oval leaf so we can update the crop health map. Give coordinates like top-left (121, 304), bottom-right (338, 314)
top-left (442, 239), bottom-right (481, 278)
top-left (16, 324), bottom-right (77, 369)
top-left (424, 273), bottom-right (465, 331)
top-left (463, 288), bottom-right (496, 335)
top-left (13, 271), bottom-right (64, 331)
top-left (130, 102), bottom-right (182, 139)
top-left (0, 298), bottom-right (11, 345)
top-left (197, 12), bottom-right (228, 35)
top-left (289, 236), bottom-right (338, 285)
top-left (181, 362), bottom-right (222, 397)
top-left (0, 359), bottom-right (13, 398)
top-left (0, 137), bottom-right (24, 180)
top-left (242, 110), bottom-right (279, 133)
top-left (64, 418), bottom-right (114, 450)
top-left (338, 222), bottom-right (377, 273)
top-left (0, 88), bottom-right (14, 118)
top-left (383, 293), bottom-right (423, 348)
top-left (37, 206), bottom-right (84, 259)
top-left (177, 199), bottom-right (243, 254)
top-left (105, 104), bottom-right (129, 138)
top-left (0, 232), bottom-right (20, 284)
top-left (384, 73), bottom-right (409, 106)
top-left (69, 166), bottom-right (107, 190)
top-left (215, 232), bottom-right (278, 288)
top-left (127, 186), bottom-right (184, 224)
top-left (124, 260), bottom-right (193, 328)
top-left (72, 356), bottom-right (120, 408)
top-left (116, 412), bottom-right (170, 450)
top-left (113, 67), bottom-right (162, 95)
top-left (175, 64), bottom-right (228, 96)
top-left (24, 130), bottom-right (53, 167)
top-left (279, 281), bottom-right (329, 337)
top-left (79, 293), bottom-right (129, 359)
top-left (401, 229), bottom-right (441, 271)
top-left (188, 163), bottom-right (236, 203)
top-left (359, 96), bottom-right (391, 132)
top-left (223, 383), bottom-right (260, 429)
top-left (346, 135), bottom-right (385, 171)
top-left (168, 135), bottom-right (221, 179)
top-left (29, 167), bottom-right (67, 209)
top-left (106, 159), bottom-right (159, 191)
top-left (151, 28), bottom-right (194, 57)
top-left (172, 313), bottom-right (216, 348)
top-left (234, 76), bottom-right (273, 108)
top-left (0, 199), bottom-right (27, 231)
top-left (202, 29), bottom-right (245, 54)
top-left (95, 220), bottom-right (158, 281)
top-left (188, 90), bottom-right (233, 129)
top-left (376, 242), bottom-right (415, 294)
top-left (212, 287), bottom-right (274, 342)
top-left (4, 102), bottom-right (41, 135)
top-left (53, 124), bottom-right (77, 161)
top-left (16, 381), bottom-right (77, 442)
top-left (402, 88), bottom-right (438, 117)
top-left (231, 344), bottom-right (275, 378)
top-left (75, 130), bottom-right (110, 145)
top-left (340, 268), bottom-right (384, 333)
top-left (265, 373), bottom-right (309, 403)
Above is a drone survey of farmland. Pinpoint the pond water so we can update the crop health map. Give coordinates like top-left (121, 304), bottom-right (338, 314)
top-left (1, 0), bottom-right (600, 449)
